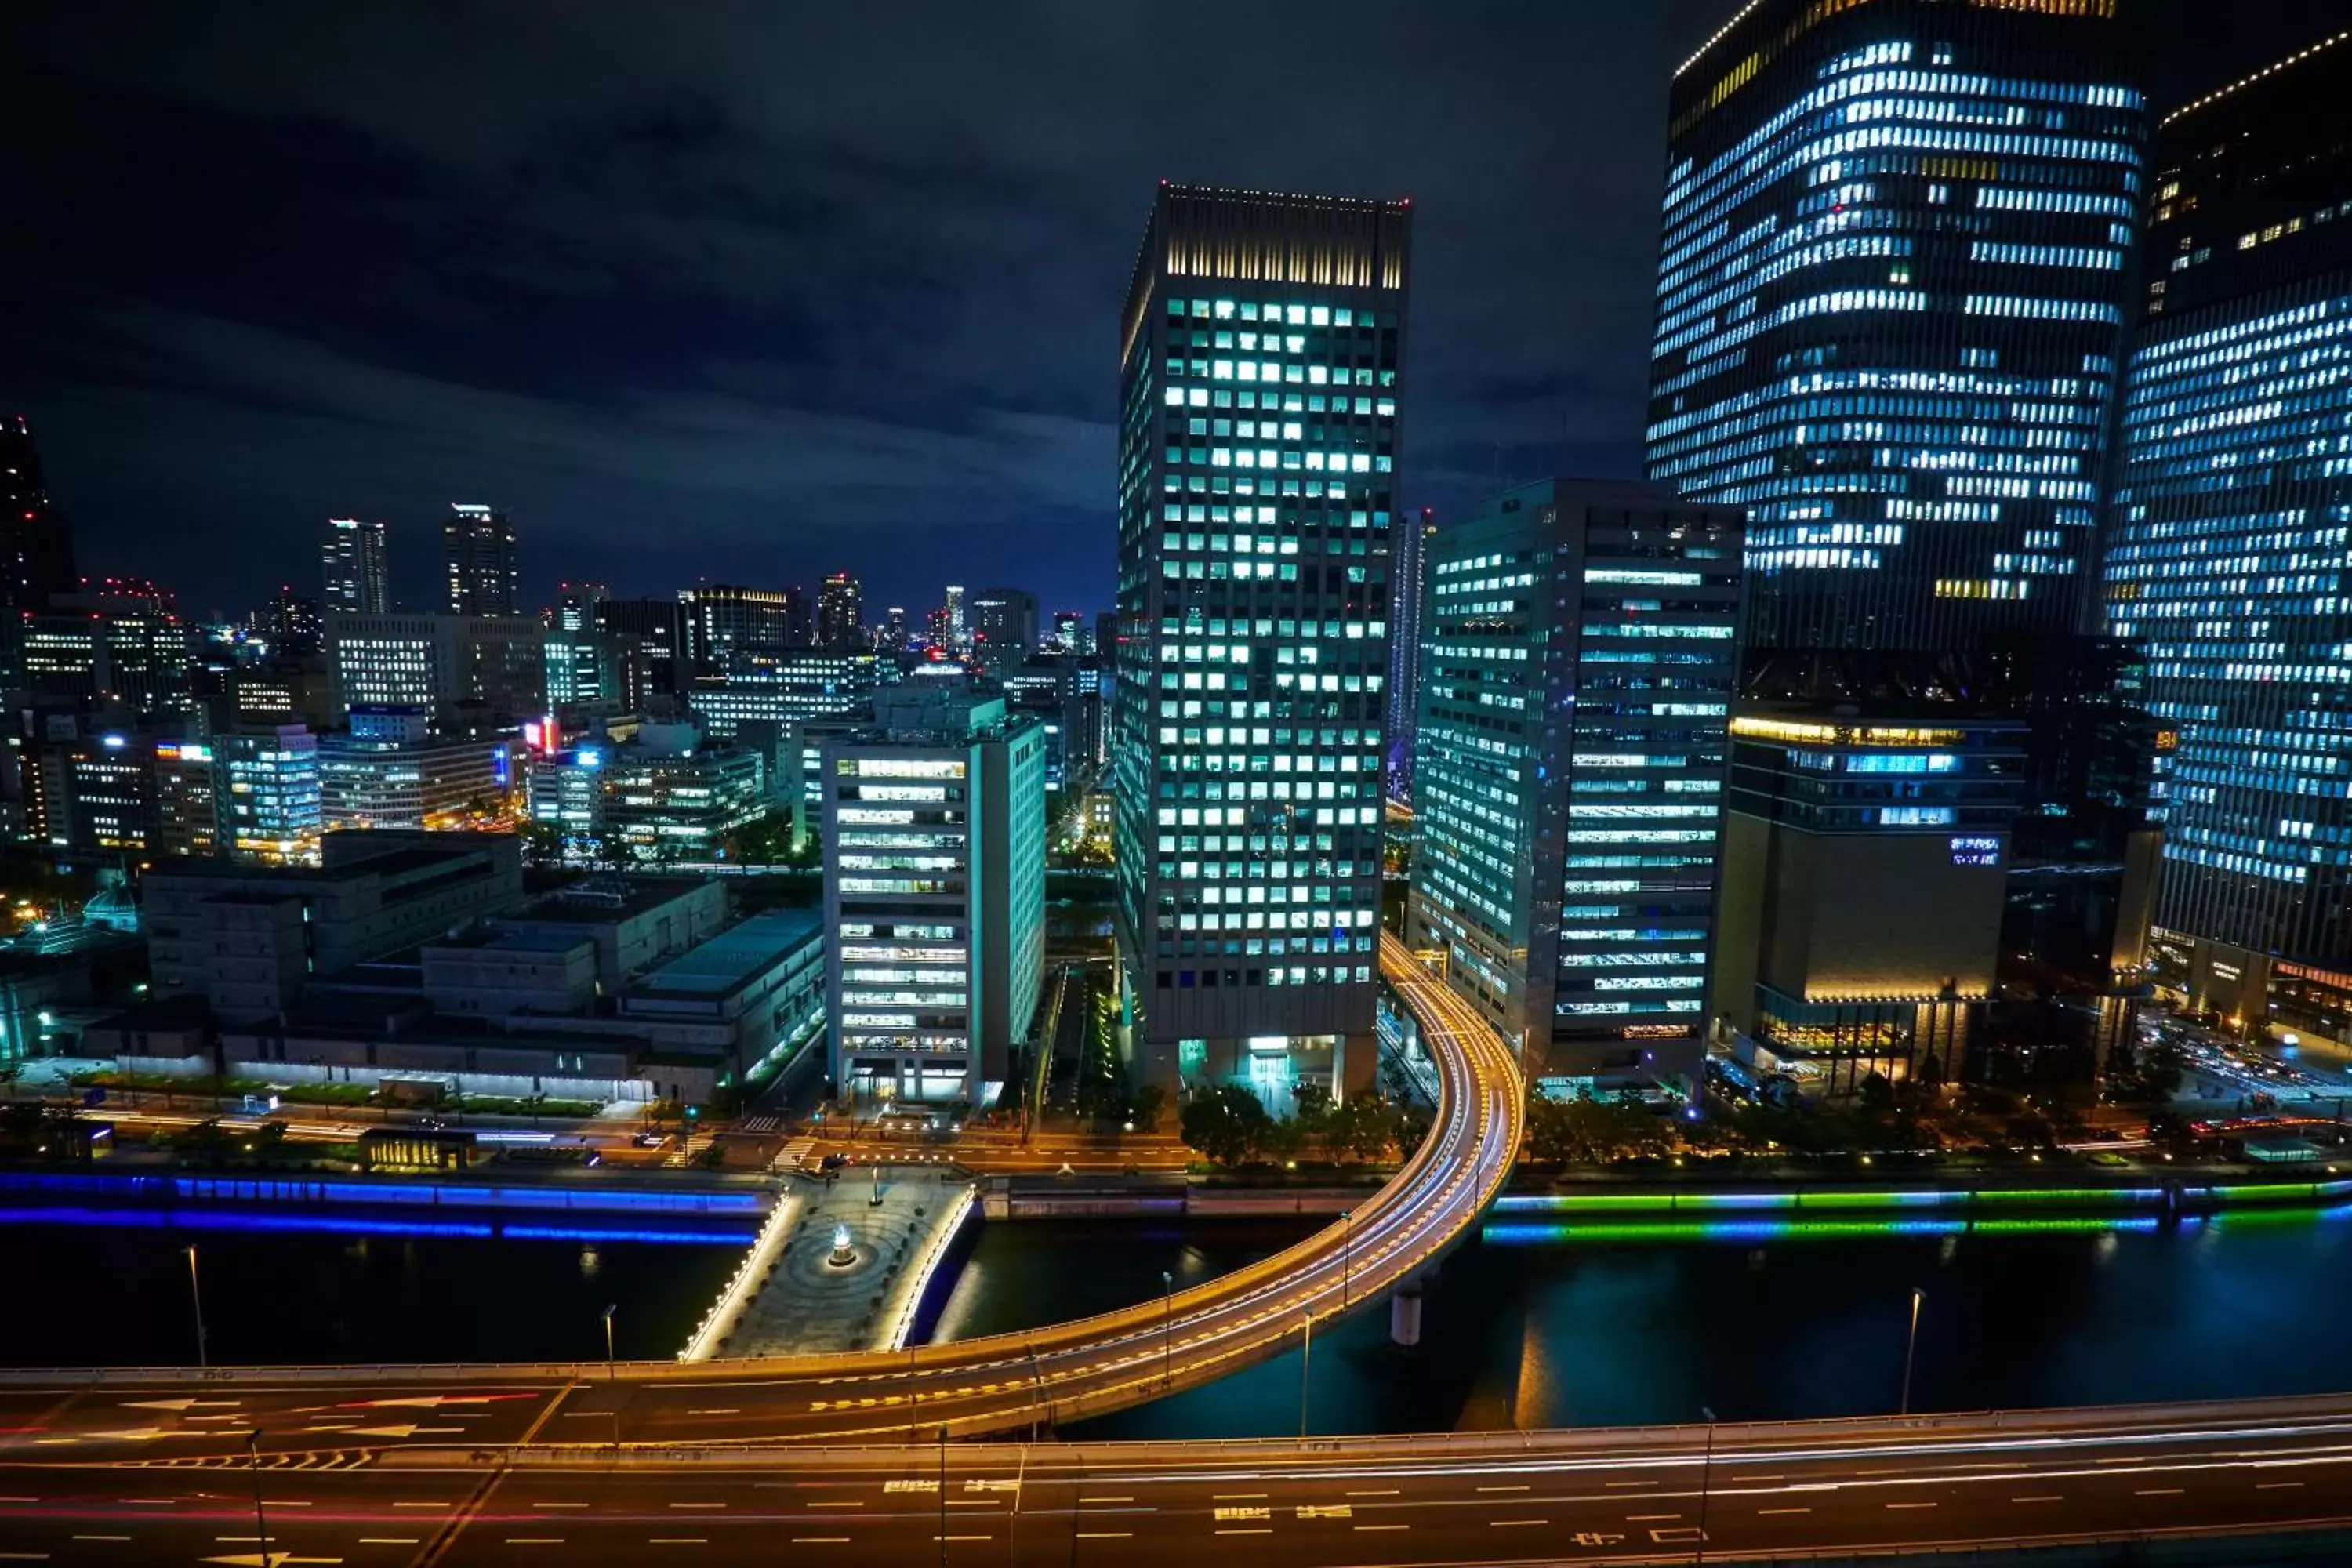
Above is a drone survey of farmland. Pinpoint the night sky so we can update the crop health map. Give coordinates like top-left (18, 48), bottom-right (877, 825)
top-left (5, 2), bottom-right (2338, 625)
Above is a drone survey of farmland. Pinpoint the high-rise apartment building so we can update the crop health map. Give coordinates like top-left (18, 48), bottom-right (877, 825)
top-left (1646, 0), bottom-right (2148, 662)
top-left (444, 504), bottom-right (518, 616)
top-left (1406, 481), bottom-right (1743, 1088)
top-left (1112, 183), bottom-right (1408, 1097)
top-left (2103, 29), bottom-right (2352, 1042)
top-left (321, 517), bottom-right (389, 615)
top-left (1383, 506), bottom-right (1434, 798)
top-left (816, 572), bottom-right (864, 650)
top-left (821, 677), bottom-right (1045, 1104)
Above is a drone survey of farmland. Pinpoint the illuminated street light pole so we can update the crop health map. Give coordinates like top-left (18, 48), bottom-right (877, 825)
top-left (183, 1245), bottom-right (208, 1369)
top-left (245, 1428), bottom-right (267, 1554)
top-left (1160, 1270), bottom-right (1174, 1388)
top-left (1900, 1287), bottom-right (1927, 1417)
top-left (1298, 1308), bottom-right (1314, 1439)
top-left (602, 1302), bottom-right (617, 1382)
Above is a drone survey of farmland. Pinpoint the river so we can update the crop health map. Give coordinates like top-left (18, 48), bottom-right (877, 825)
top-left (9, 1203), bottom-right (2350, 1435)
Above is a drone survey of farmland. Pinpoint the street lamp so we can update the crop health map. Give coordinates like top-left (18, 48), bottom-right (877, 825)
top-left (1160, 1270), bottom-right (1174, 1388)
top-left (1697, 1406), bottom-right (1717, 1566)
top-left (1900, 1287), bottom-right (1927, 1417)
top-left (1298, 1307), bottom-right (1315, 1440)
top-left (1340, 1207), bottom-right (1354, 1310)
top-left (183, 1245), bottom-right (208, 1370)
top-left (601, 1302), bottom-right (617, 1383)
top-left (245, 1428), bottom-right (267, 1555)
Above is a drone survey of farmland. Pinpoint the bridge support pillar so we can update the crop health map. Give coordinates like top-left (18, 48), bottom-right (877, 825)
top-left (1390, 1281), bottom-right (1423, 1347)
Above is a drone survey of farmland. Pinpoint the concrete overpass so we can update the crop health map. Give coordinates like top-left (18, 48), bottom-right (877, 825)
top-left (0, 931), bottom-right (1522, 1450)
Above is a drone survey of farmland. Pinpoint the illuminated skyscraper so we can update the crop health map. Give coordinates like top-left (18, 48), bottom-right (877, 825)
top-left (1408, 481), bottom-right (1743, 1088)
top-left (1646, 0), bottom-right (2148, 662)
top-left (816, 572), bottom-right (864, 650)
top-left (321, 517), bottom-right (389, 615)
top-left (1112, 183), bottom-right (1408, 1097)
top-left (444, 503), bottom-right (518, 615)
top-left (2103, 29), bottom-right (2352, 1038)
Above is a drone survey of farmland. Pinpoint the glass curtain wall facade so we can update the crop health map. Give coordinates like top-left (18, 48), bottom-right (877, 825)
top-left (1407, 481), bottom-right (1744, 1091)
top-left (1112, 183), bottom-right (1407, 1099)
top-left (1646, 0), bottom-right (2147, 662)
top-left (2102, 31), bottom-right (2352, 1036)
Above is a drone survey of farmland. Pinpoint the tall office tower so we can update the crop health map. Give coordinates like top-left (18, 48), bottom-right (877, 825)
top-left (0, 416), bottom-right (78, 618)
top-left (816, 572), bottom-right (864, 649)
top-left (972, 587), bottom-right (1038, 662)
top-left (1112, 183), bottom-right (1408, 1098)
top-left (1383, 506), bottom-right (1434, 798)
top-left (219, 724), bottom-right (324, 866)
top-left (821, 677), bottom-right (1046, 1104)
top-left (942, 586), bottom-right (967, 654)
top-left (2104, 30), bottom-right (2352, 1042)
top-left (1647, 0), bottom-right (2148, 670)
top-left (1051, 611), bottom-right (1083, 653)
top-left (688, 646), bottom-right (879, 739)
top-left (1406, 482), bottom-right (1744, 1089)
top-left (678, 584), bottom-right (804, 673)
top-left (881, 607), bottom-right (910, 652)
top-left (546, 582), bottom-right (615, 713)
top-left (325, 612), bottom-right (545, 727)
top-left (321, 517), bottom-right (389, 614)
top-left (595, 597), bottom-right (684, 699)
top-left (444, 504), bottom-right (519, 616)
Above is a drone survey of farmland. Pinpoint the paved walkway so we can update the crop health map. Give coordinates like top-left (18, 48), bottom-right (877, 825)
top-left (716, 1163), bottom-right (973, 1357)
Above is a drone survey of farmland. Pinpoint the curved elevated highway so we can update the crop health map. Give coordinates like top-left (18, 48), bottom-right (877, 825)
top-left (0, 931), bottom-right (1522, 1454)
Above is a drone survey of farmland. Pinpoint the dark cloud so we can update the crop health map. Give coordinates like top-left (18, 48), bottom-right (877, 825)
top-left (4, 2), bottom-right (1718, 616)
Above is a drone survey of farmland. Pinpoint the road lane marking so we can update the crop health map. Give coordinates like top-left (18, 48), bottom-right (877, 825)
top-left (1347, 1489), bottom-right (1399, 1497)
top-left (1214, 1528), bottom-right (1271, 1535)
top-left (390, 1503), bottom-right (452, 1509)
top-left (805, 1501), bottom-right (864, 1508)
top-left (1627, 1513), bottom-right (1682, 1521)
top-left (1490, 1518), bottom-right (1548, 1527)
top-left (71, 1537), bottom-right (132, 1542)
top-left (356, 1541), bottom-right (419, 1547)
top-left (1886, 1501), bottom-right (1940, 1510)
top-left (2012, 1496), bottom-right (2064, 1503)
top-left (1078, 1496), bottom-right (1134, 1504)
top-left (687, 1410), bottom-right (740, 1416)
top-left (668, 1503), bottom-right (726, 1510)
top-left (1731, 1474), bottom-right (1784, 1483)
top-left (1605, 1480), bottom-right (1657, 1489)
top-left (1212, 1493), bottom-right (1267, 1500)
top-left (1355, 1523), bottom-right (1410, 1531)
top-left (1476, 1484), bottom-right (1528, 1493)
top-left (532, 1503), bottom-right (589, 1509)
top-left (931, 1536), bottom-right (989, 1543)
top-left (648, 1540), bottom-right (707, 1546)
top-left (790, 1540), bottom-right (851, 1546)
top-left (2259, 1482), bottom-right (2306, 1490)
top-left (1757, 1508), bottom-right (1810, 1515)
top-left (2136, 1488), bottom-right (2185, 1496)
top-left (503, 1541), bottom-right (564, 1546)
top-left (1075, 1532), bottom-right (1131, 1540)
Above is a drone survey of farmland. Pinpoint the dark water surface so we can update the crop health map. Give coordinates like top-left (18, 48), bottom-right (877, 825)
top-left (11, 1204), bottom-right (2352, 1443)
